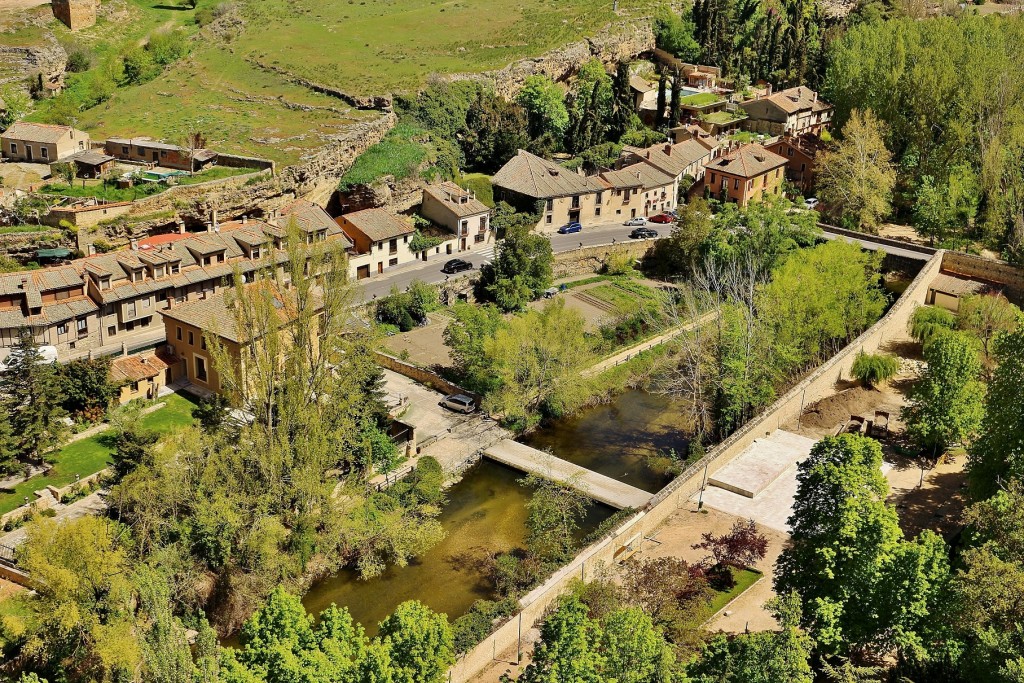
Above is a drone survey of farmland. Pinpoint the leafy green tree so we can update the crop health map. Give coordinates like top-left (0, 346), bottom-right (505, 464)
top-left (817, 109), bottom-right (895, 232)
top-left (654, 12), bottom-right (701, 61)
top-left (522, 473), bottom-right (592, 563)
top-left (378, 600), bottom-right (455, 683)
top-left (566, 60), bottom-right (613, 154)
top-left (687, 592), bottom-right (814, 683)
top-left (479, 224), bottom-right (553, 312)
top-left (443, 302), bottom-right (506, 394)
top-left (601, 608), bottom-right (673, 683)
top-left (619, 557), bottom-right (712, 655)
top-left (519, 595), bottom-right (605, 683)
top-left (776, 434), bottom-right (949, 657)
top-left (0, 85), bottom-right (32, 128)
top-left (913, 166), bottom-right (980, 248)
top-left (956, 293), bottom-right (1020, 376)
top-left (0, 329), bottom-right (69, 459)
top-left (462, 90), bottom-right (530, 173)
top-left (0, 410), bottom-right (17, 474)
top-left (851, 351), bottom-right (899, 388)
top-left (517, 75), bottom-right (569, 142)
top-left (902, 330), bottom-right (985, 456)
top-left (909, 305), bottom-right (955, 347)
top-left (483, 299), bottom-right (591, 425)
top-left (968, 328), bottom-right (1024, 497)
top-left (56, 357), bottom-right (116, 417)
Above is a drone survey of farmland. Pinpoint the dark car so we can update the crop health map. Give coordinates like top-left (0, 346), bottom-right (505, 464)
top-left (557, 222), bottom-right (583, 234)
top-left (630, 227), bottom-right (659, 239)
top-left (441, 258), bottom-right (473, 274)
top-left (440, 394), bottom-right (476, 414)
top-left (648, 214), bottom-right (673, 224)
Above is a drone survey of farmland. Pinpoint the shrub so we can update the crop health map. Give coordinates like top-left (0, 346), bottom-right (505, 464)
top-left (147, 30), bottom-right (191, 66)
top-left (66, 50), bottom-right (91, 73)
top-left (851, 351), bottom-right (900, 387)
top-left (910, 305), bottom-right (955, 346)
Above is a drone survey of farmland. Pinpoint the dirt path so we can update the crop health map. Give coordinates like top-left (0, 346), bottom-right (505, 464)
top-left (0, 0), bottom-right (48, 11)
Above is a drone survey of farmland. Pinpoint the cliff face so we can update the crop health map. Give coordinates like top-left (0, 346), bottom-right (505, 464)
top-left (443, 17), bottom-right (656, 98)
top-left (0, 38), bottom-right (67, 89)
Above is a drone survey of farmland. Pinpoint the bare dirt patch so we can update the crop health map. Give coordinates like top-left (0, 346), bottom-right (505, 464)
top-left (381, 311), bottom-right (454, 368)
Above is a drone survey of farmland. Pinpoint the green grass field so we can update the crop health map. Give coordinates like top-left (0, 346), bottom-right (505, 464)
top-left (679, 92), bottom-right (724, 108)
top-left (6, 0), bottom-right (665, 165)
top-left (0, 392), bottom-right (199, 515)
top-left (708, 568), bottom-right (763, 614)
top-left (40, 166), bottom-right (258, 202)
top-left (587, 281), bottom-right (665, 314)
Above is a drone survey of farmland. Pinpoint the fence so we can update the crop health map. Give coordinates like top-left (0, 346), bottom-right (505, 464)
top-left (449, 249), bottom-right (945, 682)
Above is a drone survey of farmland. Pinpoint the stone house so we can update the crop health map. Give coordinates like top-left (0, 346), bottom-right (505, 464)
top-left (742, 87), bottom-right (833, 137)
top-left (702, 144), bottom-right (788, 207)
top-left (420, 182), bottom-right (492, 252)
top-left (161, 284), bottom-right (321, 397)
top-left (105, 137), bottom-right (218, 172)
top-left (110, 349), bottom-right (177, 404)
top-left (765, 134), bottom-right (826, 195)
top-left (0, 200), bottom-right (351, 362)
top-left (492, 150), bottom-right (606, 232)
top-left (620, 139), bottom-right (719, 196)
top-left (336, 208), bottom-right (417, 279)
top-left (597, 163), bottom-right (676, 219)
top-left (51, 0), bottom-right (98, 30)
top-left (1, 122), bottom-right (90, 163)
top-left (60, 149), bottom-right (116, 179)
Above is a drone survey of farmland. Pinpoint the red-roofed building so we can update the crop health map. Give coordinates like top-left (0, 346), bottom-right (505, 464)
top-left (703, 144), bottom-right (787, 206)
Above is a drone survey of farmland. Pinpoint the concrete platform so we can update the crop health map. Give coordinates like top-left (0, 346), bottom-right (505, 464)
top-left (483, 439), bottom-right (653, 510)
top-left (708, 430), bottom-right (817, 498)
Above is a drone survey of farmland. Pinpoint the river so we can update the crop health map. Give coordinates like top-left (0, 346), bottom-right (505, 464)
top-left (301, 390), bottom-right (687, 633)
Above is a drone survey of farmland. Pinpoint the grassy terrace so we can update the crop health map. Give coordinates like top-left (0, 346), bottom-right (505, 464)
top-left (38, 166), bottom-right (258, 202)
top-left (703, 110), bottom-right (747, 124)
top-left (680, 92), bottom-right (725, 108)
top-left (708, 567), bottom-right (763, 614)
top-left (0, 392), bottom-right (199, 515)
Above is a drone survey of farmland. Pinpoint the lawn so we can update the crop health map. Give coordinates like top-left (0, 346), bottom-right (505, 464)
top-left (0, 392), bottom-right (199, 516)
top-left (460, 173), bottom-right (495, 208)
top-left (587, 281), bottom-right (666, 314)
top-left (339, 123), bottom-right (429, 190)
top-left (704, 111), bottom-right (747, 125)
top-left (708, 567), bottom-right (763, 614)
top-left (38, 166), bottom-right (259, 202)
top-left (680, 92), bottom-right (725, 108)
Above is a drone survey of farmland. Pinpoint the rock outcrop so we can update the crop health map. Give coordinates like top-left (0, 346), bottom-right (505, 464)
top-left (0, 38), bottom-right (67, 88)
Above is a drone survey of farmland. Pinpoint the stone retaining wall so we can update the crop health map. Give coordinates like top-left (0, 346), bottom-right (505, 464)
top-left (942, 251), bottom-right (1024, 302)
top-left (373, 351), bottom-right (480, 404)
top-left (449, 249), bottom-right (945, 683)
top-left (552, 240), bottom-right (654, 279)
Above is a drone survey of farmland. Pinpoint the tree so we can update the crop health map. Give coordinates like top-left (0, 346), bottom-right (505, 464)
top-left (909, 305), bottom-right (955, 347)
top-left (0, 85), bottom-right (32, 128)
top-left (655, 71), bottom-right (668, 130)
top-left (518, 595), bottom-right (604, 683)
top-left (55, 357), bottom-right (116, 417)
top-left (619, 557), bottom-right (712, 655)
top-left (955, 293), bottom-right (1020, 376)
top-left (566, 60), bottom-right (612, 154)
top-left (902, 330), bottom-right (985, 456)
top-left (522, 473), bottom-right (592, 563)
top-left (687, 592), bottom-right (814, 683)
top-left (0, 411), bottom-right (17, 474)
top-left (378, 600), bottom-right (454, 683)
top-left (816, 109), bottom-right (896, 232)
top-left (483, 299), bottom-right (591, 425)
top-left (479, 224), bottom-right (553, 312)
top-left (0, 330), bottom-right (69, 460)
top-left (967, 328), bottom-right (1024, 497)
top-left (50, 161), bottom-right (75, 186)
top-left (15, 516), bottom-right (141, 680)
top-left (109, 403), bottom-right (159, 480)
top-left (851, 351), bottom-right (899, 388)
top-left (669, 68), bottom-right (682, 127)
top-left (775, 434), bottom-right (949, 657)
top-left (692, 518), bottom-right (768, 588)
top-left (601, 608), bottom-right (674, 683)
top-left (462, 90), bottom-right (529, 173)
top-left (443, 302), bottom-right (505, 394)
top-left (517, 75), bottom-right (569, 143)
top-left (654, 12), bottom-right (701, 61)
top-left (913, 166), bottom-right (980, 248)
top-left (610, 60), bottom-right (635, 142)
top-left (177, 119), bottom-right (207, 176)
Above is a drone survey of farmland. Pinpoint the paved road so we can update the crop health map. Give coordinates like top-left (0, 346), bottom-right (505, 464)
top-left (357, 220), bottom-right (665, 302)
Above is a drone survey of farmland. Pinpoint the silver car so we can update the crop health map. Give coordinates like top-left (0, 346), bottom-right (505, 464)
top-left (441, 393), bottom-right (476, 414)
top-left (624, 217), bottom-right (647, 226)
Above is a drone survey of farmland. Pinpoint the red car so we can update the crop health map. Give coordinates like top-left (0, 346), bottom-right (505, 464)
top-left (648, 214), bottom-right (674, 224)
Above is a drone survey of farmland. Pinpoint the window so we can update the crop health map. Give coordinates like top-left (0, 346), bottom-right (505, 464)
top-left (389, 258), bottom-right (398, 267)
top-left (54, 289), bottom-right (70, 301)
top-left (40, 147), bottom-right (48, 160)
top-left (122, 146), bottom-right (129, 155)
top-left (127, 301), bottom-right (136, 317)
top-left (108, 325), bottom-right (116, 337)
top-left (546, 199), bottom-right (553, 211)
top-left (389, 238), bottom-right (398, 255)
top-left (57, 322), bottom-right (68, 335)
top-left (126, 321), bottom-right (135, 332)
top-left (176, 326), bottom-right (182, 341)
top-left (195, 356), bottom-right (208, 382)
top-left (545, 214), bottom-right (552, 224)
top-left (77, 318), bottom-right (87, 336)
top-left (143, 297), bottom-right (151, 308)
top-left (595, 191), bottom-right (603, 204)
top-left (140, 317), bottom-right (150, 328)
top-left (188, 331), bottom-right (194, 346)
top-left (201, 336), bottom-right (206, 350)
top-left (9, 143), bottom-right (16, 154)
top-left (709, 173), bottom-right (716, 185)
top-left (130, 381), bottom-right (139, 392)
top-left (800, 163), bottom-right (806, 172)
top-left (788, 147), bottom-right (794, 156)
top-left (595, 206), bottom-right (601, 216)
top-left (733, 179), bottom-right (739, 190)
top-left (251, 247), bottom-right (260, 259)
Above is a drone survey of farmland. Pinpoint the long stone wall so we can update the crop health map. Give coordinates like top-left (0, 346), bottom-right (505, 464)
top-left (552, 240), bottom-right (655, 279)
top-left (942, 251), bottom-right (1024, 303)
top-left (449, 249), bottom-right (945, 683)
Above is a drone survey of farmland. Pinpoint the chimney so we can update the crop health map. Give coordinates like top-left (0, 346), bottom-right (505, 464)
top-left (635, 171), bottom-right (641, 180)
top-left (241, 214), bottom-right (247, 225)
top-left (177, 220), bottom-right (186, 235)
top-left (646, 151), bottom-right (651, 159)
top-left (205, 221), bottom-right (212, 234)
top-left (813, 91), bottom-right (817, 103)
top-left (130, 238), bottom-right (138, 251)
top-left (664, 144), bottom-right (672, 156)
top-left (211, 209), bottom-right (219, 231)
top-left (19, 278), bottom-right (27, 289)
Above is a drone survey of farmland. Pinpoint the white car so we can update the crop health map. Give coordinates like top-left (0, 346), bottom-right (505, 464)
top-left (623, 217), bottom-right (647, 226)
top-left (803, 198), bottom-right (820, 210)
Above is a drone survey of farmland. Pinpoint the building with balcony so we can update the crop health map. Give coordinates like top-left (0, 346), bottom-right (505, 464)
top-left (420, 182), bottom-right (492, 251)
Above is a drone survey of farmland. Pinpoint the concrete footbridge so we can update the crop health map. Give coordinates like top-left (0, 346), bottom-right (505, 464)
top-left (483, 439), bottom-right (653, 510)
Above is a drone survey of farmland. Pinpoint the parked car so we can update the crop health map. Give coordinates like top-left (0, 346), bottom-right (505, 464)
top-left (803, 197), bottom-right (820, 210)
top-left (440, 393), bottom-right (476, 414)
top-left (630, 227), bottom-right (659, 239)
top-left (441, 258), bottom-right (473, 274)
top-left (623, 217), bottom-right (647, 226)
top-left (557, 221), bottom-right (583, 234)
top-left (648, 214), bottom-right (673, 224)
